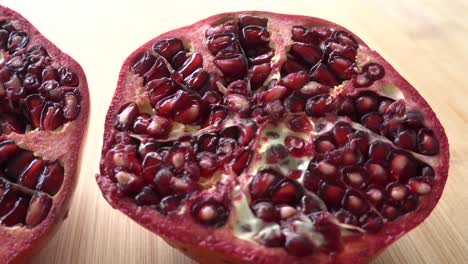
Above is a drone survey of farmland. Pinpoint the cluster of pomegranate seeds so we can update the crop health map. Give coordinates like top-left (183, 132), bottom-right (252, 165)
top-left (0, 18), bottom-right (81, 229)
top-left (99, 12), bottom-right (447, 262)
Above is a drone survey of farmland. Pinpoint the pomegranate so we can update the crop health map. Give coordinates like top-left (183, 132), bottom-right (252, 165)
top-left (0, 5), bottom-right (89, 263)
top-left (97, 11), bottom-right (448, 264)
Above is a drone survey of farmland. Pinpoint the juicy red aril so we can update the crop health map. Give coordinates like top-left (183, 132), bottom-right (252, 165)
top-left (191, 199), bottom-right (230, 227)
top-left (153, 38), bottom-right (184, 61)
top-left (284, 136), bottom-right (308, 156)
top-left (363, 63), bottom-right (385, 80)
top-left (290, 43), bottom-right (321, 66)
top-left (288, 115), bottom-right (312, 133)
top-left (271, 180), bottom-right (300, 205)
top-left (285, 234), bottom-right (314, 257)
top-left (310, 63), bottom-right (338, 87)
top-left (417, 128), bottom-right (440, 155)
top-left (305, 94), bottom-right (332, 117)
top-left (251, 201), bottom-right (278, 222)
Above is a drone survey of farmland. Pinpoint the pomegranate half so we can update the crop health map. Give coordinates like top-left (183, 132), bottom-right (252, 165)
top-left (0, 5), bottom-right (89, 263)
top-left (97, 11), bottom-right (448, 264)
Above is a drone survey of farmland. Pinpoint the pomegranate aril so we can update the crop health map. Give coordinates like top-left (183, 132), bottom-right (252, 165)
top-left (319, 184), bottom-right (345, 208)
top-left (368, 141), bottom-right (391, 162)
top-left (389, 150), bottom-right (417, 182)
top-left (342, 166), bottom-right (366, 188)
top-left (363, 63), bottom-right (385, 80)
top-left (24, 94), bottom-right (45, 128)
top-left (333, 122), bottom-right (353, 146)
top-left (285, 234), bottom-right (314, 257)
top-left (305, 94), bottom-right (333, 117)
top-left (40, 103), bottom-right (65, 131)
top-left (214, 54), bottom-right (248, 80)
top-left (116, 171), bottom-right (144, 194)
top-left (239, 15), bottom-right (268, 27)
top-left (288, 115), bottom-right (312, 133)
top-left (303, 169), bottom-right (321, 192)
top-left (241, 26), bottom-right (270, 46)
top-left (366, 162), bottom-right (389, 186)
top-left (36, 161), bottom-right (64, 196)
top-left (271, 180), bottom-right (300, 205)
top-left (381, 204), bottom-right (401, 220)
top-left (249, 49), bottom-right (274, 65)
top-left (249, 63), bottom-right (271, 87)
top-left (401, 194), bottom-right (419, 213)
top-left (135, 186), bottom-right (161, 206)
top-left (408, 178), bottom-right (432, 195)
top-left (18, 158), bottom-right (44, 189)
top-left (332, 30), bottom-right (358, 49)
top-left (355, 92), bottom-right (379, 115)
top-left (367, 187), bottom-right (388, 207)
top-left (394, 129), bottom-right (417, 150)
top-left (1, 197), bottom-right (28, 226)
top-left (280, 71), bottom-right (309, 90)
top-left (145, 56), bottom-right (171, 82)
top-left (327, 55), bottom-right (355, 79)
top-left (58, 67), bottom-right (79, 87)
top-left (42, 66), bottom-right (59, 81)
top-left (265, 144), bottom-right (288, 164)
top-left (250, 169), bottom-right (281, 200)
top-left (185, 69), bottom-right (209, 91)
top-left (282, 58), bottom-right (307, 74)
top-left (314, 135), bottom-right (336, 154)
top-left (206, 20), bottom-right (239, 37)
top-left (0, 188), bottom-right (18, 217)
top-left (5, 151), bottom-right (35, 181)
top-left (417, 128), bottom-right (440, 155)
top-left (62, 91), bottom-right (81, 120)
top-left (353, 74), bottom-right (373, 88)
top-left (153, 168), bottom-right (174, 196)
top-left (178, 52), bottom-right (203, 77)
top-left (231, 147), bottom-right (252, 175)
top-left (361, 112), bottom-right (383, 133)
top-left (25, 192), bottom-right (52, 227)
top-left (8, 31), bottom-right (29, 52)
top-left (310, 63), bottom-right (338, 87)
top-left (387, 183), bottom-right (408, 202)
top-left (146, 115), bottom-right (171, 138)
top-left (0, 113), bottom-right (26, 134)
top-left (191, 200), bottom-right (229, 227)
top-left (292, 26), bottom-right (319, 45)
top-left (153, 38), bottom-right (184, 61)
top-left (261, 85), bottom-right (287, 103)
top-left (207, 33), bottom-right (237, 55)
top-left (0, 140), bottom-right (20, 164)
top-left (284, 136), bottom-right (308, 157)
top-left (291, 42), bottom-right (321, 65)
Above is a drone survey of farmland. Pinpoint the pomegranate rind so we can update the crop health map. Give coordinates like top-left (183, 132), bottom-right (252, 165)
top-left (0, 5), bottom-right (90, 263)
top-left (97, 11), bottom-right (449, 264)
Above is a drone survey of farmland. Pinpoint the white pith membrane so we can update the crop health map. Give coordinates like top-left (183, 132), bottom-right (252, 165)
top-left (103, 13), bottom-right (443, 258)
top-left (0, 15), bottom-right (83, 230)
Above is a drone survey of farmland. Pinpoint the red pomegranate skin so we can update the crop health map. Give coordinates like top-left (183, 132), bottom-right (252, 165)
top-left (0, 5), bottom-right (89, 263)
top-left (97, 11), bottom-right (449, 264)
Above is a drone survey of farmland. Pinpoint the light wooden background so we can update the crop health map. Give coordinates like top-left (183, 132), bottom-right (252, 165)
top-left (1, 0), bottom-right (467, 263)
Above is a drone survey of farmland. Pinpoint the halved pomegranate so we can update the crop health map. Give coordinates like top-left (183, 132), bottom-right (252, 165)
top-left (97, 11), bottom-right (448, 264)
top-left (0, 5), bottom-right (89, 263)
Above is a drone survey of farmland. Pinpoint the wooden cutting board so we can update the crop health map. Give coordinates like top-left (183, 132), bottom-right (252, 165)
top-left (2, 0), bottom-right (468, 263)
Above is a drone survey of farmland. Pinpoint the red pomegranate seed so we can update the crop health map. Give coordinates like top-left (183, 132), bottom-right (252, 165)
top-left (417, 128), bottom-right (439, 155)
top-left (378, 99), bottom-right (393, 114)
top-left (114, 103), bottom-right (139, 131)
top-left (265, 144), bottom-right (288, 164)
top-left (394, 129), bottom-right (417, 150)
top-left (280, 71), bottom-right (309, 90)
top-left (191, 200), bottom-right (229, 227)
top-left (178, 52), bottom-right (203, 77)
top-left (401, 195), bottom-right (419, 212)
top-left (197, 152), bottom-right (218, 177)
top-left (291, 26), bottom-right (320, 45)
top-left (63, 91), bottom-right (81, 120)
top-left (284, 136), bottom-right (308, 157)
top-left (282, 58), bottom-right (307, 74)
top-left (42, 66), bottom-right (59, 81)
top-left (226, 94), bottom-right (251, 116)
top-left (313, 135), bottom-right (336, 154)
top-left (249, 49), bottom-right (274, 65)
top-left (0, 188), bottom-right (18, 217)
top-left (25, 192), bottom-right (52, 226)
top-left (159, 195), bottom-right (181, 214)
top-left (231, 147), bottom-right (252, 175)
top-left (59, 67), bottom-right (79, 87)
top-left (408, 178), bottom-right (432, 195)
top-left (0, 140), bottom-right (20, 164)
top-left (303, 168), bottom-right (321, 192)
top-left (145, 56), bottom-right (171, 81)
top-left (261, 85), bottom-right (287, 102)
top-left (310, 63), bottom-right (338, 87)
top-left (239, 15), bottom-right (268, 27)
top-left (206, 21), bottom-right (239, 37)
top-left (353, 74), bottom-right (373, 88)
top-left (387, 183), bottom-right (408, 202)
top-left (389, 151), bottom-right (417, 182)
top-left (327, 56), bottom-right (355, 79)
top-left (18, 158), bottom-right (44, 189)
top-left (284, 94), bottom-right (306, 112)
top-left (0, 113), bottom-right (26, 134)
top-left (1, 197), bottom-right (28, 226)
top-left (342, 166), bottom-right (366, 188)
top-left (368, 141), bottom-right (391, 162)
top-left (271, 181), bottom-right (300, 205)
top-left (366, 187), bottom-right (384, 206)
top-left (290, 42), bottom-right (321, 66)
top-left (305, 94), bottom-right (333, 117)
top-left (361, 112), bottom-right (383, 133)
top-left (5, 151), bottom-right (35, 181)
top-left (250, 169), bottom-right (281, 199)
top-left (288, 115), bottom-right (312, 132)
top-left (320, 184), bottom-right (345, 208)
top-left (363, 63), bottom-right (385, 80)
top-left (153, 38), bottom-right (184, 61)
top-left (241, 26), bottom-right (270, 46)
top-left (185, 69), bottom-right (209, 91)
top-left (381, 204), bottom-right (401, 220)
top-left (249, 63), bottom-right (271, 87)
top-left (36, 161), bottom-right (64, 196)
top-left (354, 92), bottom-right (379, 115)
top-left (214, 54), bottom-right (248, 80)
top-left (343, 191), bottom-right (369, 215)
top-left (207, 33), bottom-right (237, 55)
top-left (332, 122), bottom-right (353, 146)
top-left (366, 162), bottom-right (389, 186)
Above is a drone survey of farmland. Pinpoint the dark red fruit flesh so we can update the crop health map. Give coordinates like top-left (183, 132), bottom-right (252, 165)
top-left (97, 11), bottom-right (449, 264)
top-left (0, 5), bottom-right (89, 264)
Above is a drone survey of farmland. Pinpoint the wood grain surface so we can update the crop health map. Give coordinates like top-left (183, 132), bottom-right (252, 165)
top-left (2, 0), bottom-right (467, 263)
